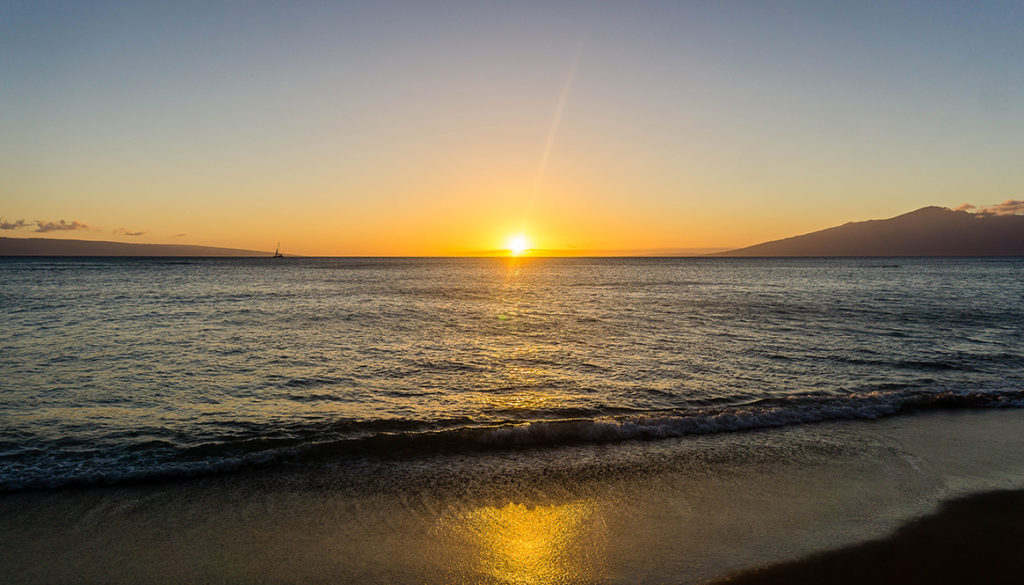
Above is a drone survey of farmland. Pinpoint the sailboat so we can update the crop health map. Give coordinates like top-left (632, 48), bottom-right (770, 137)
top-left (272, 243), bottom-right (284, 258)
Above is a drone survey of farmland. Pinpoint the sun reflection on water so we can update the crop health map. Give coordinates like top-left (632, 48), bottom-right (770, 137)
top-left (445, 500), bottom-right (606, 584)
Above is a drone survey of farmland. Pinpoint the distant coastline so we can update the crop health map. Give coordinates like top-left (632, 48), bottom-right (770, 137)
top-left (4, 206), bottom-right (1023, 257)
top-left (717, 206), bottom-right (1024, 257)
top-left (0, 237), bottom-right (270, 257)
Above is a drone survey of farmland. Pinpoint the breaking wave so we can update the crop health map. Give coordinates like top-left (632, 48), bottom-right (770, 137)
top-left (2, 386), bottom-right (1022, 492)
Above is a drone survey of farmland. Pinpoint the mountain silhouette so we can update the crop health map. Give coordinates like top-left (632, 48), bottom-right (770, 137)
top-left (0, 237), bottom-right (271, 257)
top-left (719, 207), bottom-right (1024, 256)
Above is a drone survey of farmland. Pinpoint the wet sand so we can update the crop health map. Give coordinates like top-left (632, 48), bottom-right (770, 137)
top-left (2, 410), bottom-right (1024, 584)
top-left (709, 489), bottom-right (1024, 585)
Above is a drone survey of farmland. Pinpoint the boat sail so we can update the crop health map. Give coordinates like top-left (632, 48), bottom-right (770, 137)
top-left (272, 243), bottom-right (283, 258)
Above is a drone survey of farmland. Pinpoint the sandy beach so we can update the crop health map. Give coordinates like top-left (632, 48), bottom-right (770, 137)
top-left (711, 489), bottom-right (1024, 585)
top-left (3, 409), bottom-right (1024, 584)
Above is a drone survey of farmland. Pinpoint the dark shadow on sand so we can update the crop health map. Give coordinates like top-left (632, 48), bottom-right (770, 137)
top-left (707, 489), bottom-right (1024, 585)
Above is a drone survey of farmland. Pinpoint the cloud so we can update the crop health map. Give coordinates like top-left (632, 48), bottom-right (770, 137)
top-left (172, 233), bottom-right (187, 237)
top-left (34, 219), bottom-right (90, 233)
top-left (113, 227), bottom-right (146, 236)
top-left (987, 199), bottom-right (1024, 215)
top-left (954, 203), bottom-right (976, 211)
top-left (1, 218), bottom-right (27, 230)
top-left (956, 200), bottom-right (1024, 216)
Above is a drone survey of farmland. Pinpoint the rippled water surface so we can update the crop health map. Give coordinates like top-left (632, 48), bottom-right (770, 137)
top-left (2, 257), bottom-right (1023, 489)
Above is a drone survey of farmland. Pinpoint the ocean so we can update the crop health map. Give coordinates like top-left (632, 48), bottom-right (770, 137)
top-left (2, 256), bottom-right (1024, 583)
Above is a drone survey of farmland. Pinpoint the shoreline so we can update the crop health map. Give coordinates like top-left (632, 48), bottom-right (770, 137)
top-left (708, 488), bottom-right (1024, 585)
top-left (2, 410), bottom-right (1024, 584)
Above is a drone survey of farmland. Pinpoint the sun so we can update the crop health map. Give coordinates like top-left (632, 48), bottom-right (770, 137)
top-left (505, 234), bottom-right (531, 256)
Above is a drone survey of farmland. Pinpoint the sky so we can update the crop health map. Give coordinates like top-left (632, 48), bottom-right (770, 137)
top-left (2, 1), bottom-right (1023, 255)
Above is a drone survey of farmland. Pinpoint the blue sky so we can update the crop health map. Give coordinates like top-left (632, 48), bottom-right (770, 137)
top-left (2, 1), bottom-right (1022, 253)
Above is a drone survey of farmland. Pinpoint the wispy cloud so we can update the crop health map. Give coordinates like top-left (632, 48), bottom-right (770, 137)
top-left (1, 218), bottom-right (27, 230)
top-left (34, 219), bottom-right (90, 233)
top-left (113, 227), bottom-right (146, 236)
top-left (987, 199), bottom-right (1024, 215)
top-left (957, 200), bottom-right (1024, 216)
top-left (172, 233), bottom-right (187, 237)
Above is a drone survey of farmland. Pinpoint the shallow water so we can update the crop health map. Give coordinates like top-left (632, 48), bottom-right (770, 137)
top-left (1, 257), bottom-right (1023, 490)
top-left (3, 409), bottom-right (1024, 584)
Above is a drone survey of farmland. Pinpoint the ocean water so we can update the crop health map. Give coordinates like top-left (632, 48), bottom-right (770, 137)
top-left (2, 256), bottom-right (1022, 492)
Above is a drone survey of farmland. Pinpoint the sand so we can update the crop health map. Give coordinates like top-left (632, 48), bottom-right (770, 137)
top-left (2, 410), bottom-right (1024, 584)
top-left (709, 489), bottom-right (1024, 585)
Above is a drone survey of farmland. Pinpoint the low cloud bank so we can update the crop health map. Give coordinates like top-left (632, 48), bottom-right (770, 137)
top-left (956, 200), bottom-right (1024, 216)
top-left (1, 218), bottom-right (27, 230)
top-left (113, 228), bottom-right (146, 236)
top-left (34, 219), bottom-right (90, 233)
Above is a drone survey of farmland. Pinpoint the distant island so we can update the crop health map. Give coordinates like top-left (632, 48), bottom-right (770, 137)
top-left (4, 206), bottom-right (1023, 257)
top-left (0, 237), bottom-right (271, 257)
top-left (719, 206), bottom-right (1024, 257)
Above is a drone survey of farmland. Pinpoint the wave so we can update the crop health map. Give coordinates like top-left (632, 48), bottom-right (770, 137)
top-left (2, 386), bottom-right (1022, 492)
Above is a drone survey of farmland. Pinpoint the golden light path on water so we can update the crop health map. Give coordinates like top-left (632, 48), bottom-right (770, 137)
top-left (440, 500), bottom-right (607, 585)
top-left (481, 258), bottom-right (562, 411)
top-left (430, 259), bottom-right (606, 584)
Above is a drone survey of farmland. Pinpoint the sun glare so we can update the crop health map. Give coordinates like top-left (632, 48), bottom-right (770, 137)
top-left (449, 500), bottom-right (606, 583)
top-left (506, 234), bottom-right (530, 256)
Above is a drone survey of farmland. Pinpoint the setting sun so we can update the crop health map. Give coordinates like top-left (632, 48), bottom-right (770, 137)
top-left (506, 234), bottom-right (531, 256)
